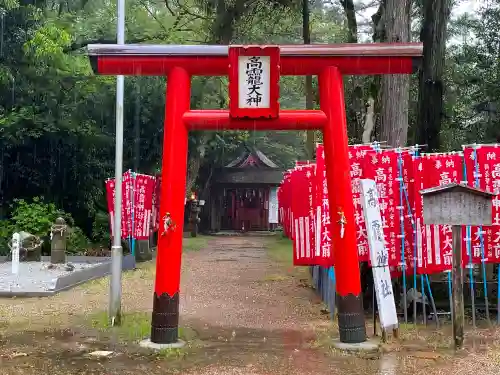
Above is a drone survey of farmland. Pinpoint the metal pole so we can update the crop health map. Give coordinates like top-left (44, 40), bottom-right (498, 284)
top-left (109, 0), bottom-right (126, 327)
top-left (452, 225), bottom-right (465, 350)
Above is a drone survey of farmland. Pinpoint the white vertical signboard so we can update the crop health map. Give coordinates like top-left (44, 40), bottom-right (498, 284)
top-left (238, 56), bottom-right (270, 109)
top-left (268, 187), bottom-right (279, 224)
top-left (360, 179), bottom-right (399, 329)
top-left (11, 232), bottom-right (20, 275)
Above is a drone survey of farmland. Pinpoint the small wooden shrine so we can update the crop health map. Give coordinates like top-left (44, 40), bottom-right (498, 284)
top-left (207, 146), bottom-right (283, 232)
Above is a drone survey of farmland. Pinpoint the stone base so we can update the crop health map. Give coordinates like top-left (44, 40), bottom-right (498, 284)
top-left (337, 294), bottom-right (367, 343)
top-left (135, 240), bottom-right (152, 262)
top-left (139, 339), bottom-right (185, 350)
top-left (332, 339), bottom-right (380, 353)
top-left (151, 292), bottom-right (179, 343)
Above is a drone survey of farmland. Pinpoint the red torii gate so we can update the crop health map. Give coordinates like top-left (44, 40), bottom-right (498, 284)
top-left (88, 43), bottom-right (423, 346)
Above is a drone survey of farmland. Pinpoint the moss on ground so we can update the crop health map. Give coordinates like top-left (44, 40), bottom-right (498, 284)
top-left (183, 235), bottom-right (209, 251)
top-left (87, 310), bottom-right (198, 344)
top-left (265, 236), bottom-right (294, 264)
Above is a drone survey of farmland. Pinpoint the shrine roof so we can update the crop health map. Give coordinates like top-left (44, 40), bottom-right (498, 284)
top-left (215, 170), bottom-right (284, 185)
top-left (420, 183), bottom-right (495, 198)
top-left (88, 43), bottom-right (423, 76)
top-left (225, 146), bottom-right (279, 169)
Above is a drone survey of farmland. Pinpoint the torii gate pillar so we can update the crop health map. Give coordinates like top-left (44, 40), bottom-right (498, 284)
top-left (88, 42), bottom-right (423, 346)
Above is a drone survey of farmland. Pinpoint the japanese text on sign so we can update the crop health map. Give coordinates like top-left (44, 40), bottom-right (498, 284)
top-left (360, 178), bottom-right (398, 329)
top-left (238, 56), bottom-right (270, 109)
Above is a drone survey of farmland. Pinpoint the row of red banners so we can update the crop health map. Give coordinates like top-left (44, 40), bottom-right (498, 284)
top-left (279, 144), bottom-right (500, 274)
top-left (105, 171), bottom-right (160, 240)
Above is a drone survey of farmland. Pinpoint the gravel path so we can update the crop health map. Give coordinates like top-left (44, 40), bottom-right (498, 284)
top-left (180, 236), bottom-right (318, 331)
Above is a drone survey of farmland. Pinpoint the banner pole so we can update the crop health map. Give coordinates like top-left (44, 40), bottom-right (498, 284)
top-left (462, 146), bottom-right (477, 328)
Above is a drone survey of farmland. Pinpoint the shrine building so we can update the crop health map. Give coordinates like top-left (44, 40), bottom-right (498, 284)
top-left (207, 146), bottom-right (283, 232)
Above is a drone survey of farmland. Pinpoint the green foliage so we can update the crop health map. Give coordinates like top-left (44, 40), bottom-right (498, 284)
top-left (0, 0), bottom-right (498, 247)
top-left (91, 211), bottom-right (111, 244)
top-left (24, 24), bottom-right (72, 63)
top-left (0, 197), bottom-right (90, 255)
top-left (0, 220), bottom-right (13, 255)
top-left (67, 226), bottom-right (91, 254)
top-left (0, 0), bottom-right (19, 10)
top-left (10, 197), bottom-right (63, 236)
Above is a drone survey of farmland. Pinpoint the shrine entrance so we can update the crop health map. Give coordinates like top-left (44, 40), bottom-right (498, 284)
top-left (211, 145), bottom-right (283, 232)
top-left (223, 187), bottom-right (268, 231)
top-left (88, 42), bottom-right (422, 346)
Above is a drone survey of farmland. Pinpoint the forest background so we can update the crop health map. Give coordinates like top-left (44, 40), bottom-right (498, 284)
top-left (0, 0), bottom-right (498, 254)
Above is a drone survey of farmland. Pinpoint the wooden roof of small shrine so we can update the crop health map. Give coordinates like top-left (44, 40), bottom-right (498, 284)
top-left (215, 146), bottom-right (284, 185)
top-left (224, 147), bottom-right (279, 168)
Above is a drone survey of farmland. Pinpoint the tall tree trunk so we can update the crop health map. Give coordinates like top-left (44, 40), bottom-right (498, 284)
top-left (340, 0), bottom-right (357, 43)
top-left (380, 0), bottom-right (411, 147)
top-left (340, 0), bottom-right (364, 141)
top-left (304, 0), bottom-right (315, 160)
top-left (416, 0), bottom-right (452, 151)
top-left (185, 0), bottom-right (248, 196)
top-left (362, 97), bottom-right (375, 143)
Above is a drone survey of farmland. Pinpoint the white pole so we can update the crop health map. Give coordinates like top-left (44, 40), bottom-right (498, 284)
top-left (109, 0), bottom-right (126, 326)
top-left (11, 232), bottom-right (20, 275)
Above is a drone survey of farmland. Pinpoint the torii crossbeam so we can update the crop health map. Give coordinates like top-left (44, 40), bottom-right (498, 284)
top-left (88, 42), bottom-right (423, 346)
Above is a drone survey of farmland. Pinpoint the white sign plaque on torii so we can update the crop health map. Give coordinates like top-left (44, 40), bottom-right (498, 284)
top-left (228, 46), bottom-right (280, 119)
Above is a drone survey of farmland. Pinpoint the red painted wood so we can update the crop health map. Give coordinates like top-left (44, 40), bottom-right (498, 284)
top-left (183, 110), bottom-right (326, 130)
top-left (154, 67), bottom-right (190, 297)
top-left (319, 66), bottom-right (362, 297)
top-left (94, 55), bottom-right (417, 76)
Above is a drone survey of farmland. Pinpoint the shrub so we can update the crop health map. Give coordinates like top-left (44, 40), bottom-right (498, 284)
top-left (0, 197), bottom-right (91, 255)
top-left (67, 226), bottom-right (91, 254)
top-left (10, 197), bottom-right (63, 236)
top-left (91, 210), bottom-right (111, 244)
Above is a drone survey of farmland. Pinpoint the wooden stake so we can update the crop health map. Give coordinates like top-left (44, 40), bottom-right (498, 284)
top-left (392, 327), bottom-right (399, 340)
top-left (381, 329), bottom-right (387, 343)
top-left (452, 225), bottom-right (465, 350)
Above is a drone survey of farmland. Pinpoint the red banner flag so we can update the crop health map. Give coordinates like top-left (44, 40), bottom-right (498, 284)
top-left (463, 147), bottom-right (490, 265)
top-left (348, 145), bottom-right (373, 262)
top-left (151, 174), bottom-right (161, 232)
top-left (362, 149), bottom-right (400, 267)
top-left (133, 174), bottom-right (156, 240)
top-left (291, 166), bottom-right (315, 265)
top-left (463, 145), bottom-right (500, 263)
top-left (315, 145), bottom-right (334, 266)
top-left (414, 153), bottom-right (462, 273)
top-left (105, 179), bottom-right (116, 237)
top-left (105, 170), bottom-right (133, 239)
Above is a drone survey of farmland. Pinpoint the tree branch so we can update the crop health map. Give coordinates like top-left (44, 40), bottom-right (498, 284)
top-left (164, 0), bottom-right (176, 16)
top-left (63, 35), bottom-right (168, 52)
top-left (138, 0), bottom-right (170, 34)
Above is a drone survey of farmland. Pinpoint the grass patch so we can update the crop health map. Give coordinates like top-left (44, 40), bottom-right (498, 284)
top-left (266, 236), bottom-right (293, 264)
top-left (183, 235), bottom-right (209, 251)
top-left (262, 274), bottom-right (290, 282)
top-left (87, 311), bottom-right (198, 343)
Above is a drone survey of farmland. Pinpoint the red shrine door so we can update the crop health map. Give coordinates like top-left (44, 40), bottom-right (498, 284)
top-left (88, 42), bottom-right (422, 346)
top-left (223, 187), bottom-right (269, 231)
top-left (234, 187), bottom-right (269, 231)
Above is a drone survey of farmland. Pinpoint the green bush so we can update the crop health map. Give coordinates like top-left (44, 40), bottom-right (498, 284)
top-left (0, 220), bottom-right (13, 256)
top-left (0, 197), bottom-right (92, 255)
top-left (10, 197), bottom-right (63, 236)
top-left (67, 226), bottom-right (91, 254)
top-left (91, 210), bottom-right (111, 244)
